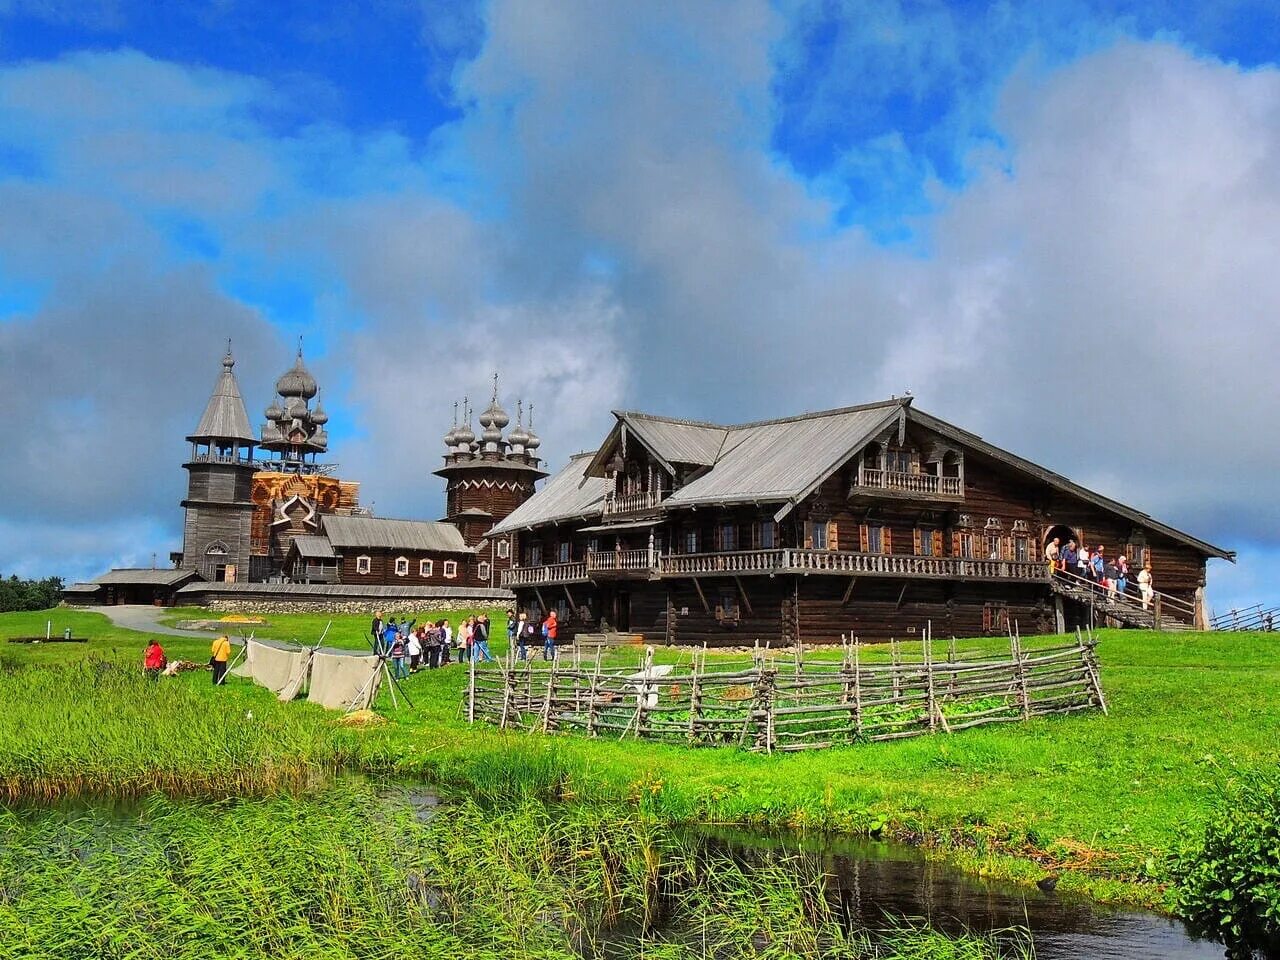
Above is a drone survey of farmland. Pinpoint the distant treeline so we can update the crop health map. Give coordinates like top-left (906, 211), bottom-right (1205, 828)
top-left (0, 576), bottom-right (64, 613)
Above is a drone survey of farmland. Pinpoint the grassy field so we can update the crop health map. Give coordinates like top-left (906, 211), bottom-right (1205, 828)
top-left (2, 605), bottom-right (1276, 910)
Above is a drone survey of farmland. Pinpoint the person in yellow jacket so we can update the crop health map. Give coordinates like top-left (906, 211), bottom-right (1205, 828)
top-left (210, 635), bottom-right (232, 686)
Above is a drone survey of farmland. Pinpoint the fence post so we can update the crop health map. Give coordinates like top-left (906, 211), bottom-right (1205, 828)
top-left (540, 656), bottom-right (558, 733)
top-left (468, 649), bottom-right (476, 724)
top-left (924, 627), bottom-right (936, 733)
top-left (1153, 595), bottom-right (1163, 631)
top-left (1011, 628), bottom-right (1030, 720)
top-left (687, 646), bottom-right (704, 744)
top-left (585, 645), bottom-right (603, 737)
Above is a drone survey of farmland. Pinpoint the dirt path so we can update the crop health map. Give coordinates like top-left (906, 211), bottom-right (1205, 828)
top-left (86, 605), bottom-right (233, 640)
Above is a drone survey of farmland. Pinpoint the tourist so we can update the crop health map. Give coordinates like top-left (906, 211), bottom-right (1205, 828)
top-left (1044, 537), bottom-right (1060, 577)
top-left (407, 628), bottom-right (422, 672)
top-left (463, 617), bottom-right (476, 662)
top-left (1077, 543), bottom-right (1091, 581)
top-left (506, 608), bottom-right (517, 655)
top-left (1061, 540), bottom-right (1078, 579)
top-left (382, 620), bottom-right (399, 656)
top-left (474, 614), bottom-right (495, 663)
top-left (399, 617), bottom-right (416, 640)
top-left (144, 639), bottom-right (166, 680)
top-left (1092, 546), bottom-right (1107, 591)
top-left (543, 608), bottom-right (558, 661)
top-left (370, 611), bottom-right (384, 651)
top-left (1115, 553), bottom-right (1130, 599)
top-left (440, 619), bottom-right (453, 664)
top-left (210, 634), bottom-right (232, 686)
top-left (388, 632), bottom-right (408, 680)
top-left (1138, 562), bottom-right (1154, 609)
top-left (516, 611), bottom-right (530, 661)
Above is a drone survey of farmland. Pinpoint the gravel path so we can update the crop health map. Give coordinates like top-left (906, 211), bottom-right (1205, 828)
top-left (86, 605), bottom-right (232, 640)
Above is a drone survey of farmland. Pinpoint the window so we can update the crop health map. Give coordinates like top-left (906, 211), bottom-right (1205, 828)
top-left (478, 561), bottom-right (490, 582)
top-left (958, 532), bottom-right (975, 559)
top-left (419, 559), bottom-right (434, 578)
top-left (715, 595), bottom-right (740, 623)
top-left (719, 522), bottom-right (737, 552)
top-left (1013, 537), bottom-right (1029, 562)
top-left (916, 529), bottom-right (934, 556)
top-left (497, 540), bottom-right (510, 559)
top-left (588, 537), bottom-right (599, 555)
top-left (394, 556), bottom-right (409, 577)
top-left (983, 602), bottom-right (1009, 634)
top-left (685, 528), bottom-right (700, 553)
top-left (984, 519), bottom-right (1003, 560)
top-left (558, 542), bottom-right (571, 563)
top-left (443, 560), bottom-right (458, 579)
top-left (863, 525), bottom-right (884, 553)
top-left (757, 520), bottom-right (776, 549)
top-left (528, 543), bottom-right (542, 566)
top-left (887, 448), bottom-right (913, 473)
top-left (809, 521), bottom-right (828, 551)
top-left (356, 555), bottom-right (371, 575)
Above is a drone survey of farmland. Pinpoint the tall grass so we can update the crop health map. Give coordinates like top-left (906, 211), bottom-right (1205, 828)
top-left (0, 780), bottom-right (1031, 960)
top-left (0, 658), bottom-right (392, 801)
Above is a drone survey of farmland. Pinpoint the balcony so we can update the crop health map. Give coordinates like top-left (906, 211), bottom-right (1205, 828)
top-left (586, 547), bottom-right (660, 578)
top-left (851, 467), bottom-right (963, 500)
top-left (602, 489), bottom-right (665, 518)
top-left (503, 561), bottom-right (589, 588)
top-left (658, 549), bottom-right (1046, 582)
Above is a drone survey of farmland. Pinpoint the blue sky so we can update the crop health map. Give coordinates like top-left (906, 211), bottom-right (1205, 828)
top-left (0, 1), bottom-right (1277, 613)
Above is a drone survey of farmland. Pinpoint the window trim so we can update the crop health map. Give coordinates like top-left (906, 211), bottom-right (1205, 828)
top-left (496, 539), bottom-right (510, 559)
top-left (355, 555), bottom-right (371, 575)
top-left (394, 556), bottom-right (409, 577)
top-left (443, 560), bottom-right (458, 579)
top-left (478, 560), bottom-right (490, 582)
top-left (419, 558), bottom-right (434, 578)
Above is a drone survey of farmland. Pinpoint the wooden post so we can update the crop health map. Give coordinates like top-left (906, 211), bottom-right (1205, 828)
top-left (540, 656), bottom-right (558, 733)
top-left (1153, 595), bottom-right (1163, 631)
top-left (1078, 629), bottom-right (1108, 715)
top-left (946, 636), bottom-right (957, 698)
top-left (1011, 627), bottom-right (1030, 720)
top-left (585, 646), bottom-right (604, 736)
top-left (467, 648), bottom-right (476, 724)
top-left (891, 638), bottom-right (901, 702)
top-left (924, 627), bottom-right (936, 733)
top-left (687, 645), bottom-right (704, 744)
top-left (853, 637), bottom-right (863, 740)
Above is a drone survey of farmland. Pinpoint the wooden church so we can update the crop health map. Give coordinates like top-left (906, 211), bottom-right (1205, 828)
top-left (487, 398), bottom-right (1232, 644)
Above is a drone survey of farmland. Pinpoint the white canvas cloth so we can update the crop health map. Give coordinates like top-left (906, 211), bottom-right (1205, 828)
top-left (308, 649), bottom-right (381, 711)
top-left (276, 648), bottom-right (314, 702)
top-left (243, 639), bottom-right (305, 695)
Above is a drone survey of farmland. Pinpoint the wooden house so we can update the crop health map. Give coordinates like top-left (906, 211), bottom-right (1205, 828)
top-left (487, 398), bottom-right (1232, 644)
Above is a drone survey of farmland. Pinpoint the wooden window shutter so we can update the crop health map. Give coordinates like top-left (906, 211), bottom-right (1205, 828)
top-left (951, 530), bottom-right (960, 557)
top-left (827, 519), bottom-right (839, 552)
top-left (859, 524), bottom-right (869, 553)
top-left (803, 523), bottom-right (814, 549)
top-left (883, 528), bottom-right (893, 555)
top-left (933, 530), bottom-right (944, 557)
top-left (1003, 536), bottom-right (1013, 561)
top-left (913, 529), bottom-right (922, 555)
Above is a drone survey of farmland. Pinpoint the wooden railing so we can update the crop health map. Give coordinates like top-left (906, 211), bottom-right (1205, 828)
top-left (855, 468), bottom-right (963, 497)
top-left (602, 489), bottom-right (664, 516)
top-left (658, 549), bottom-right (1046, 581)
top-left (503, 561), bottom-right (589, 588)
top-left (587, 548), bottom-right (658, 574)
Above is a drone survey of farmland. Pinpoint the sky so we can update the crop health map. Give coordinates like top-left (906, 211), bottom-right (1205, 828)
top-left (0, 1), bottom-right (1277, 614)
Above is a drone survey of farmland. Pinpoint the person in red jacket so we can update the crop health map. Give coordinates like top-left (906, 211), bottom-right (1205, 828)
top-left (144, 639), bottom-right (166, 680)
top-left (543, 609), bottom-right (558, 661)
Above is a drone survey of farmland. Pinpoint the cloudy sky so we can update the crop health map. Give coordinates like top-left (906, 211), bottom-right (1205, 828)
top-left (0, 1), bottom-right (1276, 611)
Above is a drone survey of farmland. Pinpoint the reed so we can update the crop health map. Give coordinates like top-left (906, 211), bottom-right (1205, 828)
top-left (0, 780), bottom-right (1031, 960)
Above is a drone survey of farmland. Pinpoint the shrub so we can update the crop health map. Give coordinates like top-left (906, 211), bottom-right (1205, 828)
top-left (1171, 767), bottom-right (1280, 957)
top-left (0, 575), bottom-right (63, 613)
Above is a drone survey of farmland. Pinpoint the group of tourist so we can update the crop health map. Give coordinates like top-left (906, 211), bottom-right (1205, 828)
top-left (369, 608), bottom-right (559, 677)
top-left (142, 633), bottom-right (233, 685)
top-left (1043, 537), bottom-right (1155, 608)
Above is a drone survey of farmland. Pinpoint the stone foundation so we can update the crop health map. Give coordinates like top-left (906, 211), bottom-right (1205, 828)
top-left (203, 597), bottom-right (502, 615)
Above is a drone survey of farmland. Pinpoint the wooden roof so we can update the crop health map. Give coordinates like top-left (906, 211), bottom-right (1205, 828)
top-left (93, 568), bottom-right (201, 587)
top-left (487, 453), bottom-right (611, 536)
top-left (320, 515), bottom-right (472, 554)
top-left (189, 353), bottom-right (256, 444)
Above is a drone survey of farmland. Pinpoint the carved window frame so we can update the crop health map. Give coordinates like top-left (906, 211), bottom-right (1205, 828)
top-left (355, 555), bottom-right (371, 575)
top-left (443, 560), bottom-right (458, 579)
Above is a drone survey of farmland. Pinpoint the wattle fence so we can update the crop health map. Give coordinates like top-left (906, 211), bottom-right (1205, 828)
top-left (465, 627), bottom-right (1107, 752)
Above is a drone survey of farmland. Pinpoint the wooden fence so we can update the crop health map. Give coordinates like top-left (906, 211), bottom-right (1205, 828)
top-left (466, 626), bottom-right (1107, 752)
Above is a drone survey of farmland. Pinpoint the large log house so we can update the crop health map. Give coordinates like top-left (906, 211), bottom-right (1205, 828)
top-left (487, 398), bottom-right (1232, 644)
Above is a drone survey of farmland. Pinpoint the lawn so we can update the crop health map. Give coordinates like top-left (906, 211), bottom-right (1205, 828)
top-left (2, 605), bottom-right (1276, 909)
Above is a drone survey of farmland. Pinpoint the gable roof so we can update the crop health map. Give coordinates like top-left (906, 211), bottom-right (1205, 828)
top-left (93, 568), bottom-right (200, 586)
top-left (905, 407), bottom-right (1234, 561)
top-left (288, 535), bottom-right (337, 560)
top-left (320, 515), bottom-right (472, 554)
top-left (487, 454), bottom-right (611, 536)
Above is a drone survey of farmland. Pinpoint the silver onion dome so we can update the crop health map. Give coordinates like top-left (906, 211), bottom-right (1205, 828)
top-left (275, 350), bottom-right (318, 399)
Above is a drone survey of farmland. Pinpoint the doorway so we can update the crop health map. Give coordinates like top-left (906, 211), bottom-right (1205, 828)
top-left (615, 590), bottom-right (631, 632)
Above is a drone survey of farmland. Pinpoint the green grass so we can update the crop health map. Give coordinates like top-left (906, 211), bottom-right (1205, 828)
top-left (0, 779), bottom-right (1031, 960)
top-left (2, 606), bottom-right (1278, 911)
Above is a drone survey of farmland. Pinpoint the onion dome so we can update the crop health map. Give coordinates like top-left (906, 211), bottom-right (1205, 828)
top-left (443, 401), bottom-right (460, 449)
top-left (284, 395), bottom-right (308, 420)
top-left (265, 401), bottom-right (284, 421)
top-left (310, 402), bottom-right (329, 426)
top-left (275, 349), bottom-right (318, 399)
top-left (507, 399), bottom-right (530, 451)
top-left (525, 403), bottom-right (541, 452)
top-left (454, 399), bottom-right (476, 447)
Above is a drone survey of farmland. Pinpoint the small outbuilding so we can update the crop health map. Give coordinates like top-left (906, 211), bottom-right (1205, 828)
top-left (62, 568), bottom-right (202, 607)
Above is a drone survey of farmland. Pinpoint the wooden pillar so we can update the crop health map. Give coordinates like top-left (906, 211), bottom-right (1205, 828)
top-left (1194, 586), bottom-right (1208, 631)
top-left (1054, 595), bottom-right (1066, 635)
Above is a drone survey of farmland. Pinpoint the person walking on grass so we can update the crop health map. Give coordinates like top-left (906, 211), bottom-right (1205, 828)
top-left (516, 611), bottom-right (531, 661)
top-left (144, 639), bottom-right (166, 681)
top-left (389, 631), bottom-right (408, 680)
top-left (543, 608), bottom-right (558, 661)
top-left (370, 611), bottom-right (384, 651)
top-left (440, 619), bottom-right (453, 665)
top-left (210, 634), bottom-right (232, 685)
top-left (473, 614), bottom-right (496, 663)
top-left (506, 608), bottom-right (518, 655)
top-left (407, 628), bottom-right (422, 672)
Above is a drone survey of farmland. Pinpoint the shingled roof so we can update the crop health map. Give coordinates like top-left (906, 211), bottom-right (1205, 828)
top-left (321, 515), bottom-right (472, 554)
top-left (189, 351), bottom-right (256, 444)
top-left (487, 453), bottom-right (611, 536)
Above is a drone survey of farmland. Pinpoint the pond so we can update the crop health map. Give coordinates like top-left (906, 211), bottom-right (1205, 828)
top-left (0, 780), bottom-right (1235, 959)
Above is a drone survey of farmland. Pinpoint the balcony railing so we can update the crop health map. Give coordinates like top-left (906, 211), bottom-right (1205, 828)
top-left (854, 468), bottom-right (963, 498)
top-left (602, 489), bottom-right (665, 517)
top-left (658, 549), bottom-right (1046, 581)
top-left (586, 548), bottom-right (659, 575)
top-left (503, 561), bottom-right (589, 588)
top-left (292, 564), bottom-right (339, 583)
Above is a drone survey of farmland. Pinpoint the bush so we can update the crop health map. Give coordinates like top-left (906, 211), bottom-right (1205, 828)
top-left (1171, 767), bottom-right (1280, 957)
top-left (0, 575), bottom-right (63, 613)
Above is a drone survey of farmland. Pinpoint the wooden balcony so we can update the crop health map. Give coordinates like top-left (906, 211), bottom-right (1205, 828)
top-left (586, 547), bottom-right (660, 578)
top-left (851, 467), bottom-right (963, 500)
top-left (658, 549), bottom-right (1046, 582)
top-left (602, 489), bottom-right (664, 517)
top-left (503, 561), bottom-right (589, 588)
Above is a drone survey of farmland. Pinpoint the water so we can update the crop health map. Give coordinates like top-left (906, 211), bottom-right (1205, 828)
top-left (703, 826), bottom-right (1226, 959)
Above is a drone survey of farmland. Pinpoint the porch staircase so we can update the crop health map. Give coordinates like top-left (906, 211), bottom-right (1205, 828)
top-left (1049, 570), bottom-right (1196, 631)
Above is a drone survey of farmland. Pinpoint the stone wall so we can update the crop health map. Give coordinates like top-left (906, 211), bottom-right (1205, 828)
top-left (204, 597), bottom-right (509, 615)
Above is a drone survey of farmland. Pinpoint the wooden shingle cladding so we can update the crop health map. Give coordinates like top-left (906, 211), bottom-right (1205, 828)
top-left (500, 398), bottom-right (1230, 643)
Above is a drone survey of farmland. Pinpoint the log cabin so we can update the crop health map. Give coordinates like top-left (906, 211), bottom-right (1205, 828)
top-left (487, 398), bottom-right (1233, 645)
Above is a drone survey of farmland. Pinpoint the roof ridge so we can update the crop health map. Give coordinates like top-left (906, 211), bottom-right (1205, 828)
top-left (609, 398), bottom-right (908, 436)
top-left (329, 514), bottom-right (452, 526)
top-left (612, 410), bottom-right (728, 430)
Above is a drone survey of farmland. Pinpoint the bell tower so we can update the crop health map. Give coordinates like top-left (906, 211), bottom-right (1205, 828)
top-left (180, 347), bottom-right (257, 582)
